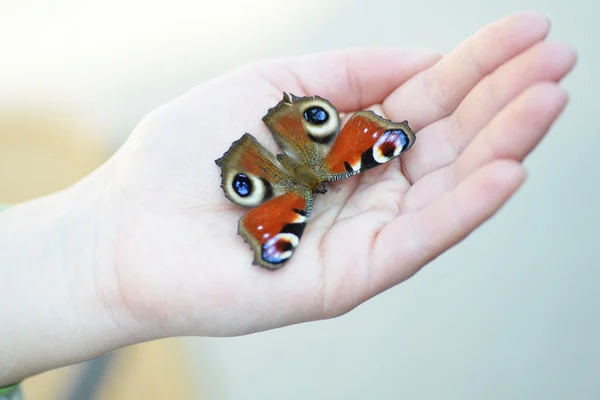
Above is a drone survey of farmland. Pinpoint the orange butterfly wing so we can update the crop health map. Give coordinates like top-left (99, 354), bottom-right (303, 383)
top-left (238, 191), bottom-right (312, 269)
top-left (322, 111), bottom-right (416, 180)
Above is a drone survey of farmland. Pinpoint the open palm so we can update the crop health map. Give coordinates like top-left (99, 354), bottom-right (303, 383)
top-left (101, 12), bottom-right (574, 339)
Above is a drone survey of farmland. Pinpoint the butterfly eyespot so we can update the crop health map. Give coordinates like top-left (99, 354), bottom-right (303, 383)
top-left (224, 172), bottom-right (273, 207)
top-left (262, 232), bottom-right (299, 265)
top-left (303, 106), bottom-right (329, 125)
top-left (372, 129), bottom-right (408, 164)
top-left (301, 101), bottom-right (340, 144)
top-left (232, 173), bottom-right (253, 197)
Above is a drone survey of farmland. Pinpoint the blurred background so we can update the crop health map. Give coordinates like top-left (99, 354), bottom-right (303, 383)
top-left (0, 0), bottom-right (597, 399)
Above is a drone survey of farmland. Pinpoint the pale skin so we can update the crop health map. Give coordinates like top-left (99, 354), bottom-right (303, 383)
top-left (0, 12), bottom-right (576, 385)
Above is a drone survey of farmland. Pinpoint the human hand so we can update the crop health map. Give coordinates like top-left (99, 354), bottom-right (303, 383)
top-left (97, 11), bottom-right (574, 339)
top-left (0, 11), bottom-right (576, 385)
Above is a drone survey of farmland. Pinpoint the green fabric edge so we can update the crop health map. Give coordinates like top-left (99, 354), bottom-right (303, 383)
top-left (0, 383), bottom-right (20, 396)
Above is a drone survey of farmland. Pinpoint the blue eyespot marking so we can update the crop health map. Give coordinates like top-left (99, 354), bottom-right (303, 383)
top-left (386, 129), bottom-right (407, 150)
top-left (303, 106), bottom-right (328, 125)
top-left (233, 174), bottom-right (252, 197)
top-left (262, 233), bottom-right (298, 264)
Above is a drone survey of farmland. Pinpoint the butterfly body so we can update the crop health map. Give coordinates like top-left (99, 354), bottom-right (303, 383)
top-left (276, 153), bottom-right (326, 194)
top-left (215, 93), bottom-right (416, 270)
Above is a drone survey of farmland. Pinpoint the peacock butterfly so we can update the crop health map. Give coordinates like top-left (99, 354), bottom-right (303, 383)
top-left (215, 93), bottom-right (416, 270)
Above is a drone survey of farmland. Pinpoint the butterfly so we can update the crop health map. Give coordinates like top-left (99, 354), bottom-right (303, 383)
top-left (215, 93), bottom-right (416, 270)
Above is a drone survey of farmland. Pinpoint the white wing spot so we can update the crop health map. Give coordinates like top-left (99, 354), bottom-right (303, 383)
top-left (293, 213), bottom-right (306, 223)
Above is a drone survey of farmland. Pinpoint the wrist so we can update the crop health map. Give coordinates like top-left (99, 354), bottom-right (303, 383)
top-left (0, 167), bottom-right (136, 385)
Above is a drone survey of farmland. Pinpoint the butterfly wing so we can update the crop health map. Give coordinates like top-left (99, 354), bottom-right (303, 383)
top-left (263, 94), bottom-right (416, 183)
top-left (238, 190), bottom-right (313, 270)
top-left (215, 133), bottom-right (294, 207)
top-left (322, 111), bottom-right (416, 181)
top-left (215, 132), bottom-right (312, 269)
top-left (262, 93), bottom-right (341, 171)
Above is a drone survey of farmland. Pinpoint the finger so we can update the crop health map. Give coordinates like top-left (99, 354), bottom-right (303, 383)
top-left (453, 82), bottom-right (568, 181)
top-left (404, 40), bottom-right (576, 182)
top-left (402, 82), bottom-right (567, 212)
top-left (382, 11), bottom-right (550, 131)
top-left (256, 47), bottom-right (442, 112)
top-left (370, 160), bottom-right (526, 294)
